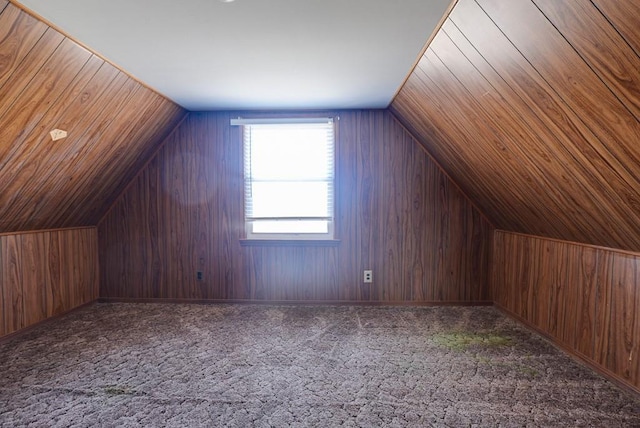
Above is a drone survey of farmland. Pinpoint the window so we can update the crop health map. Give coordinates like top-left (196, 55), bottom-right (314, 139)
top-left (231, 117), bottom-right (335, 240)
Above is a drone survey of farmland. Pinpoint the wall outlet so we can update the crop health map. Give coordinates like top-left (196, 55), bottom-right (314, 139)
top-left (197, 271), bottom-right (204, 281)
top-left (364, 270), bottom-right (373, 283)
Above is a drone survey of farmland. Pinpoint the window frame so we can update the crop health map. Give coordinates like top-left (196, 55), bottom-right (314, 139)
top-left (232, 116), bottom-right (337, 242)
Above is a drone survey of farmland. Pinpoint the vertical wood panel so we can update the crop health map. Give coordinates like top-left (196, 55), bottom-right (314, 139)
top-left (607, 253), bottom-right (640, 385)
top-left (493, 231), bottom-right (640, 392)
top-left (514, 235), bottom-right (532, 321)
top-left (0, 227), bottom-right (98, 339)
top-left (1, 235), bottom-right (23, 335)
top-left (99, 110), bottom-right (494, 304)
top-left (44, 231), bottom-right (61, 317)
top-left (594, 251), bottom-right (614, 370)
top-left (20, 232), bottom-right (48, 327)
top-left (532, 238), bottom-right (546, 319)
top-left (567, 245), bottom-right (599, 357)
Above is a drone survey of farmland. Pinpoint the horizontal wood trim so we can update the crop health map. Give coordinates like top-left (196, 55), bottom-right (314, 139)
top-left (495, 303), bottom-right (640, 397)
top-left (0, 226), bottom-right (96, 238)
top-left (98, 297), bottom-right (493, 307)
top-left (495, 229), bottom-right (640, 258)
top-left (239, 239), bottom-right (342, 247)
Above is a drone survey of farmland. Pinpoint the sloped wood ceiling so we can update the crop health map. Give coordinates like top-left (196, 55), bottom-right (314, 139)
top-left (0, 1), bottom-right (186, 233)
top-left (391, 0), bottom-right (640, 251)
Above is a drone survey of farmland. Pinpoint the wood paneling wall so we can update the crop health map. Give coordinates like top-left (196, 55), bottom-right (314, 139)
top-left (0, 227), bottom-right (98, 338)
top-left (0, 2), bottom-right (186, 233)
top-left (391, 0), bottom-right (640, 251)
top-left (98, 110), bottom-right (493, 303)
top-left (493, 231), bottom-right (640, 392)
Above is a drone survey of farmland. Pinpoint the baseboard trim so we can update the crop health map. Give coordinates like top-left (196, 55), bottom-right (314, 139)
top-left (0, 300), bottom-right (97, 344)
top-left (494, 303), bottom-right (640, 398)
top-left (98, 297), bottom-right (493, 307)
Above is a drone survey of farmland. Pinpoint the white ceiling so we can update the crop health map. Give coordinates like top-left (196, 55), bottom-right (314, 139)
top-left (16, 0), bottom-right (451, 111)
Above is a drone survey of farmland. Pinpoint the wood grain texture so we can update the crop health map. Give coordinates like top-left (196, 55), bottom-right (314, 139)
top-left (591, 0), bottom-right (640, 60)
top-left (98, 110), bottom-right (494, 303)
top-left (1, 235), bottom-right (23, 336)
top-left (493, 231), bottom-right (640, 391)
top-left (391, 0), bottom-right (640, 251)
top-left (0, 227), bottom-right (98, 338)
top-left (532, 0), bottom-right (640, 120)
top-left (0, 3), bottom-right (186, 233)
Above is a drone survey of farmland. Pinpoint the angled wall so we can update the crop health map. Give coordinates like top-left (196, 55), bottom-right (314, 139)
top-left (0, 1), bottom-right (185, 339)
top-left (391, 0), bottom-right (640, 251)
top-left (0, 1), bottom-right (186, 233)
top-left (98, 110), bottom-right (494, 303)
top-left (390, 0), bottom-right (640, 394)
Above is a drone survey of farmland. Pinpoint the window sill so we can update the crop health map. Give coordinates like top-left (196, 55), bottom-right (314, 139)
top-left (240, 239), bottom-right (341, 247)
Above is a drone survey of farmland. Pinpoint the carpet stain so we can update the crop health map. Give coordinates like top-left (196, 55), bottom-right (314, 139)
top-left (432, 331), bottom-right (512, 351)
top-left (1, 304), bottom-right (638, 427)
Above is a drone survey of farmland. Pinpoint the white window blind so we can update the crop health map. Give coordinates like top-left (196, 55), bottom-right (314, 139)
top-left (233, 118), bottom-right (335, 239)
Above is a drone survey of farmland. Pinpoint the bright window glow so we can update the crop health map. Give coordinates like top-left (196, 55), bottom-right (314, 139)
top-left (241, 119), bottom-right (335, 239)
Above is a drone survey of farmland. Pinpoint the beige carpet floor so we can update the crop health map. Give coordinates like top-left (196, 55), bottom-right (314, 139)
top-left (0, 303), bottom-right (638, 427)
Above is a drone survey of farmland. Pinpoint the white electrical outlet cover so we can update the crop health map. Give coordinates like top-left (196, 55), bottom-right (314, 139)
top-left (50, 129), bottom-right (67, 141)
top-left (364, 270), bottom-right (373, 283)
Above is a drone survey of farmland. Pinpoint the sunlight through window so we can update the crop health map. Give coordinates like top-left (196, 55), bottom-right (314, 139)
top-left (233, 118), bottom-right (335, 239)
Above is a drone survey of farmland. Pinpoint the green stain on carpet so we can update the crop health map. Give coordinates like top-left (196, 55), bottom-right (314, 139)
top-left (432, 332), bottom-right (512, 350)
